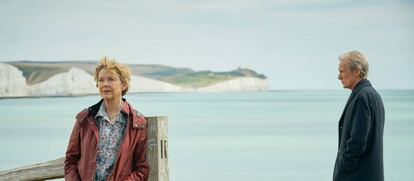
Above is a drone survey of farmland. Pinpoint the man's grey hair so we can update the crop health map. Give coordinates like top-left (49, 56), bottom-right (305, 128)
top-left (339, 50), bottom-right (369, 79)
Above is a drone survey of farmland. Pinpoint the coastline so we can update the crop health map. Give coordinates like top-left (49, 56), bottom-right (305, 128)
top-left (2, 89), bottom-right (413, 100)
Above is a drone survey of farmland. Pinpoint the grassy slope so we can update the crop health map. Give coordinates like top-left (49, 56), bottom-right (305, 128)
top-left (160, 71), bottom-right (235, 88)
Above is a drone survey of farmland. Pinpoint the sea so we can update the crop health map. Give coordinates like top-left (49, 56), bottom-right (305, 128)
top-left (0, 90), bottom-right (413, 181)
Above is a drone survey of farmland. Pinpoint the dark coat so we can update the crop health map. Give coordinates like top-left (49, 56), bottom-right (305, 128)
top-left (64, 99), bottom-right (149, 181)
top-left (333, 79), bottom-right (385, 181)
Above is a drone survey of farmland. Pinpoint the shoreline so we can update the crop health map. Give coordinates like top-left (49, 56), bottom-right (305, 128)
top-left (1, 89), bottom-right (413, 100)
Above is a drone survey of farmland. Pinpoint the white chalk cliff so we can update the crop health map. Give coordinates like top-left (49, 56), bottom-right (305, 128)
top-left (28, 68), bottom-right (97, 96)
top-left (0, 63), bottom-right (28, 97)
top-left (0, 63), bottom-right (268, 97)
top-left (196, 77), bottom-right (268, 92)
top-left (130, 76), bottom-right (185, 92)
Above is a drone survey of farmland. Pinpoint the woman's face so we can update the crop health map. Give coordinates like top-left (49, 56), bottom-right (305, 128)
top-left (97, 69), bottom-right (126, 101)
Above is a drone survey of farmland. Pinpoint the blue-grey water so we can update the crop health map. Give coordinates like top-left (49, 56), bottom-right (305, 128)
top-left (0, 90), bottom-right (413, 181)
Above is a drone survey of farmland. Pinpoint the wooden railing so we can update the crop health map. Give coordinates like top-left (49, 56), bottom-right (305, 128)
top-left (0, 116), bottom-right (169, 181)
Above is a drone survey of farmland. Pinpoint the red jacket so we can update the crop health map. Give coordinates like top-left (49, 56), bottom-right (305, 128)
top-left (64, 99), bottom-right (149, 181)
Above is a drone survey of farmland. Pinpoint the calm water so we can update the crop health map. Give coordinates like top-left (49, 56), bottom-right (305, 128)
top-left (0, 90), bottom-right (413, 181)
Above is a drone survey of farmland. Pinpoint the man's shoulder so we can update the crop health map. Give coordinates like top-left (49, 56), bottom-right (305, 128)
top-left (360, 85), bottom-right (381, 97)
top-left (355, 86), bottom-right (382, 105)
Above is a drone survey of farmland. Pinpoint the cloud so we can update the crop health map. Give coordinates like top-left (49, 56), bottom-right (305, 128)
top-left (0, 0), bottom-right (413, 89)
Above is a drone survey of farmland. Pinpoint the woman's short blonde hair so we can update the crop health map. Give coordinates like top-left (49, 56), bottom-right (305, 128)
top-left (94, 56), bottom-right (131, 96)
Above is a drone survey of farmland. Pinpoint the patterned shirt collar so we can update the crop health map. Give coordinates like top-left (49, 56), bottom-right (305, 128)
top-left (95, 100), bottom-right (125, 123)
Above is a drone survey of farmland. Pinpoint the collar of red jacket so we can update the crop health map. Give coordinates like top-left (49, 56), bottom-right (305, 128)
top-left (76, 98), bottom-right (146, 129)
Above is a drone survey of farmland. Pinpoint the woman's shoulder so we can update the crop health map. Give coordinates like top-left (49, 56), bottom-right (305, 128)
top-left (125, 101), bottom-right (144, 117)
top-left (134, 109), bottom-right (144, 117)
top-left (75, 108), bottom-right (90, 122)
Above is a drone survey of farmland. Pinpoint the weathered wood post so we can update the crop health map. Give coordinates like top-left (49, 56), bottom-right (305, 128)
top-left (0, 116), bottom-right (169, 181)
top-left (146, 116), bottom-right (169, 181)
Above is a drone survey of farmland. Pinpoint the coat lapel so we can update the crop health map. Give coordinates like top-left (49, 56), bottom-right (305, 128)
top-left (339, 79), bottom-right (372, 123)
top-left (338, 79), bottom-right (372, 148)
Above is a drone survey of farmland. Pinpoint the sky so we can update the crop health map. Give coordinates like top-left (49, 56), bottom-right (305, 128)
top-left (0, 0), bottom-right (413, 90)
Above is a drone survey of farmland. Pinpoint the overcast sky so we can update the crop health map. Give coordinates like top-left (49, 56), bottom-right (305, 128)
top-left (1, 0), bottom-right (413, 89)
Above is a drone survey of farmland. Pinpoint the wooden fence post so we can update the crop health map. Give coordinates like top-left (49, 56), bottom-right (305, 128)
top-left (0, 116), bottom-right (169, 181)
top-left (146, 116), bottom-right (169, 181)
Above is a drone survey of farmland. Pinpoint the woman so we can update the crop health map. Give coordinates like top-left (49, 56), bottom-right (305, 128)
top-left (64, 57), bottom-right (149, 181)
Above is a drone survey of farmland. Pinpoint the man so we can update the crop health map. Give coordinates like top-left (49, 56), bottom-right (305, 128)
top-left (333, 51), bottom-right (385, 181)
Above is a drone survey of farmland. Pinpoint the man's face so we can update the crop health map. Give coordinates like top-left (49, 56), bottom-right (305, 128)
top-left (338, 60), bottom-right (361, 90)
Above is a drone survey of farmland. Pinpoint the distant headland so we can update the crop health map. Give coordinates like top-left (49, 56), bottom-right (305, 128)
top-left (0, 61), bottom-right (268, 98)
